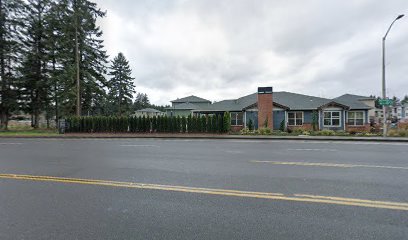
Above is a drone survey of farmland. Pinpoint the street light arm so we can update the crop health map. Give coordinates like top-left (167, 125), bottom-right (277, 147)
top-left (383, 19), bottom-right (398, 40)
top-left (383, 15), bottom-right (404, 40)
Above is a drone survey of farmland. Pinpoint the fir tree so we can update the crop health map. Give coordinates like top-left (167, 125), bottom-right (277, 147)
top-left (0, 0), bottom-right (24, 130)
top-left (108, 52), bottom-right (135, 116)
top-left (19, 0), bottom-right (52, 128)
top-left (56, 0), bottom-right (108, 116)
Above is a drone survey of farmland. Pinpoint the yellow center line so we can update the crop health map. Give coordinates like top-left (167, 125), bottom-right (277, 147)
top-left (251, 161), bottom-right (408, 170)
top-left (0, 173), bottom-right (407, 211)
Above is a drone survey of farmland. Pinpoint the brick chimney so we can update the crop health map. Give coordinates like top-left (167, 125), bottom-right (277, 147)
top-left (257, 87), bottom-right (273, 129)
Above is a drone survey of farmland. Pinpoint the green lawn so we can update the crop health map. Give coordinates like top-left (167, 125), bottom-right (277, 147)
top-left (0, 128), bottom-right (58, 136)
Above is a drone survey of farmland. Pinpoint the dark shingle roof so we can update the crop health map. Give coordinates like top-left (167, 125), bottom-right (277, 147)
top-left (180, 91), bottom-right (372, 112)
top-left (171, 95), bottom-right (211, 103)
top-left (273, 92), bottom-right (333, 110)
top-left (334, 94), bottom-right (373, 110)
top-left (336, 94), bottom-right (376, 101)
top-left (194, 93), bottom-right (257, 112)
top-left (195, 92), bottom-right (340, 112)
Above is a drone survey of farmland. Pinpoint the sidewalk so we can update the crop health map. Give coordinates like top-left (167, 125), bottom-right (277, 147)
top-left (1, 133), bottom-right (408, 142)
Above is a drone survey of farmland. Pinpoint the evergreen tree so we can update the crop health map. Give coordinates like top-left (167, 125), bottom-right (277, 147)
top-left (107, 52), bottom-right (135, 116)
top-left (223, 112), bottom-right (231, 133)
top-left (202, 116), bottom-right (207, 133)
top-left (181, 116), bottom-right (186, 133)
top-left (133, 93), bottom-right (150, 111)
top-left (401, 95), bottom-right (408, 105)
top-left (19, 0), bottom-right (52, 128)
top-left (217, 114), bottom-right (223, 133)
top-left (0, 0), bottom-right (24, 130)
top-left (187, 115), bottom-right (192, 133)
top-left (55, 0), bottom-right (108, 117)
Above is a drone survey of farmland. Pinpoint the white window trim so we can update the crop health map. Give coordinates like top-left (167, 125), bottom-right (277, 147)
top-left (287, 111), bottom-right (304, 126)
top-left (347, 111), bottom-right (365, 126)
top-left (323, 111), bottom-right (341, 127)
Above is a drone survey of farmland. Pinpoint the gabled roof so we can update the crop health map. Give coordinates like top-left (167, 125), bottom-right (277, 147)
top-left (336, 94), bottom-right (376, 101)
top-left (193, 91), bottom-right (354, 112)
top-left (194, 93), bottom-right (258, 112)
top-left (273, 92), bottom-right (334, 110)
top-left (136, 108), bottom-right (163, 113)
top-left (171, 95), bottom-right (211, 103)
top-left (177, 91), bottom-right (374, 112)
top-left (166, 102), bottom-right (199, 110)
top-left (334, 94), bottom-right (373, 110)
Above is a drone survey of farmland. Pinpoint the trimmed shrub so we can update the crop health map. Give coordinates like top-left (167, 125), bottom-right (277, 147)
top-left (191, 116), bottom-right (197, 133)
top-left (312, 111), bottom-right (318, 131)
top-left (315, 130), bottom-right (336, 136)
top-left (279, 119), bottom-right (285, 132)
top-left (240, 128), bottom-right (252, 135)
top-left (217, 114), bottom-right (223, 133)
top-left (181, 116), bottom-right (187, 133)
top-left (258, 127), bottom-right (272, 135)
top-left (187, 115), bottom-right (192, 133)
top-left (223, 112), bottom-right (230, 133)
top-left (176, 116), bottom-right (181, 133)
top-left (248, 119), bottom-right (254, 131)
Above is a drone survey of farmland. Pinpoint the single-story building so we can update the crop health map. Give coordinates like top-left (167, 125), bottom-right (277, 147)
top-left (167, 87), bottom-right (374, 132)
top-left (133, 108), bottom-right (165, 117)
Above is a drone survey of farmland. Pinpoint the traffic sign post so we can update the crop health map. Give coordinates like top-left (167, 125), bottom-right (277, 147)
top-left (379, 99), bottom-right (393, 106)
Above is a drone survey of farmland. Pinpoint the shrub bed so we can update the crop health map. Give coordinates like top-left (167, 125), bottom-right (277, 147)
top-left (65, 115), bottom-right (230, 133)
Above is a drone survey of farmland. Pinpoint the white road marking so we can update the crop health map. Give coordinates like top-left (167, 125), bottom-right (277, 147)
top-left (120, 144), bottom-right (160, 147)
top-left (287, 148), bottom-right (338, 152)
top-left (252, 161), bottom-right (408, 170)
top-left (225, 150), bottom-right (243, 154)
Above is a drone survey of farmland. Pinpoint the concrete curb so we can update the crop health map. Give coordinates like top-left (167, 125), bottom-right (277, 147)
top-left (0, 134), bottom-right (407, 142)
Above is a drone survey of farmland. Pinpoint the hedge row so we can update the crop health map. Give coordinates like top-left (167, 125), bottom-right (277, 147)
top-left (65, 113), bottom-right (231, 133)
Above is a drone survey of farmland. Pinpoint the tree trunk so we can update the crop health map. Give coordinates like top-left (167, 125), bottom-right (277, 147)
top-left (75, 0), bottom-right (81, 116)
top-left (34, 109), bottom-right (40, 129)
top-left (52, 51), bottom-right (58, 127)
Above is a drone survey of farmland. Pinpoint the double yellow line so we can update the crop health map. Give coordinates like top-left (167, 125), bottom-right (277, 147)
top-left (1, 173), bottom-right (407, 211)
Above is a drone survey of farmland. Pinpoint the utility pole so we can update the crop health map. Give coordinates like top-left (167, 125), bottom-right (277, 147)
top-left (381, 14), bottom-right (404, 137)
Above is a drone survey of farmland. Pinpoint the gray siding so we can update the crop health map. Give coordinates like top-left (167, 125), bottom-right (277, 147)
top-left (193, 102), bottom-right (211, 108)
top-left (303, 110), bottom-right (314, 124)
top-left (166, 109), bottom-right (192, 117)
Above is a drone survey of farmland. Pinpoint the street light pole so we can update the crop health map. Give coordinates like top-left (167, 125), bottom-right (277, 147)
top-left (382, 14), bottom-right (404, 137)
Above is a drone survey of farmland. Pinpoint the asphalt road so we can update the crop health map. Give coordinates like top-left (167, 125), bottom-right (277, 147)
top-left (0, 138), bottom-right (407, 239)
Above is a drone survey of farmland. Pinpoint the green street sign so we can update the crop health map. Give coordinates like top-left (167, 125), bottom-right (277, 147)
top-left (379, 99), bottom-right (393, 106)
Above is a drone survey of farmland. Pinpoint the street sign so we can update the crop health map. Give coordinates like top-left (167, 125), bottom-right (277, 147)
top-left (379, 99), bottom-right (393, 106)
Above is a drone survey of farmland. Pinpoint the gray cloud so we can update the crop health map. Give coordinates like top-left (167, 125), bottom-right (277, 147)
top-left (96, 0), bottom-right (408, 105)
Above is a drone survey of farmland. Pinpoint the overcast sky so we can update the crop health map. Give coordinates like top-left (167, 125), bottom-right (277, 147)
top-left (95, 0), bottom-right (407, 105)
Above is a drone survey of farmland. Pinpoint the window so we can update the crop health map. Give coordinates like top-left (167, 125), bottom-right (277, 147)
top-left (323, 111), bottom-right (340, 126)
top-left (347, 111), bottom-right (364, 126)
top-left (288, 112), bottom-right (303, 126)
top-left (230, 112), bottom-right (243, 126)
